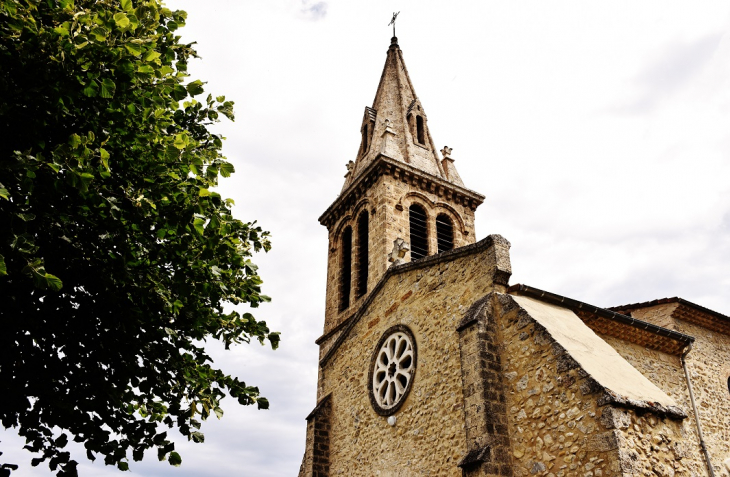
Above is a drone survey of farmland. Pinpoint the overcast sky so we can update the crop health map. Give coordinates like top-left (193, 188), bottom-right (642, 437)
top-left (4, 1), bottom-right (730, 476)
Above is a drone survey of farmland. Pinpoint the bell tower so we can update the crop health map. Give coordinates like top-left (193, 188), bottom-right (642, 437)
top-left (318, 36), bottom-right (485, 335)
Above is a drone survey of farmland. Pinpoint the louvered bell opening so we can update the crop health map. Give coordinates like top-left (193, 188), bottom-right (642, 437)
top-left (339, 226), bottom-right (352, 311)
top-left (356, 211), bottom-right (369, 298)
top-left (436, 214), bottom-right (454, 253)
top-left (409, 205), bottom-right (428, 261)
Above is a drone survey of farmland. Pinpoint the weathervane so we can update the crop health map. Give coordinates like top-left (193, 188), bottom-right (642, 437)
top-left (388, 12), bottom-right (400, 37)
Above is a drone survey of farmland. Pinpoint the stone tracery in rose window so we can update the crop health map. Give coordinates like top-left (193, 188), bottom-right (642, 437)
top-left (369, 326), bottom-right (416, 415)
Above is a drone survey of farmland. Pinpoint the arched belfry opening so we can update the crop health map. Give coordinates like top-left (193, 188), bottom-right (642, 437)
top-left (436, 213), bottom-right (454, 253)
top-left (339, 226), bottom-right (352, 311)
top-left (356, 211), bottom-right (369, 298)
top-left (409, 204), bottom-right (428, 261)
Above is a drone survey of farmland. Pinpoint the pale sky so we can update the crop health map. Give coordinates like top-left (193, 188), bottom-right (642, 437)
top-left (4, 1), bottom-right (730, 476)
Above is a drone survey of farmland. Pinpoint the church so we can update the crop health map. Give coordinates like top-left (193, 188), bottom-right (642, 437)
top-left (298, 36), bottom-right (730, 477)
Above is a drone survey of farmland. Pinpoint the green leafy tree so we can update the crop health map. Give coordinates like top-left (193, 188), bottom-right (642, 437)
top-left (0, 0), bottom-right (279, 475)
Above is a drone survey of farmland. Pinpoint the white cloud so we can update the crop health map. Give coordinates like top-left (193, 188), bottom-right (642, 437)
top-left (299, 1), bottom-right (328, 21)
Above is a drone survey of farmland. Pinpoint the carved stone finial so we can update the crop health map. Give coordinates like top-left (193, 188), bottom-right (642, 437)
top-left (388, 238), bottom-right (410, 267)
top-left (441, 146), bottom-right (452, 159)
top-left (345, 160), bottom-right (355, 173)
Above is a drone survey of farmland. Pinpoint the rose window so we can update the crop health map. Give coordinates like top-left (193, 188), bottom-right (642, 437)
top-left (369, 326), bottom-right (416, 415)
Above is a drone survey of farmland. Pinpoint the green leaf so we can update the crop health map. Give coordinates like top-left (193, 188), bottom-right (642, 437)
top-left (193, 218), bottom-right (205, 236)
top-left (219, 162), bottom-right (234, 178)
top-left (54, 434), bottom-right (69, 448)
top-left (114, 12), bottom-right (130, 28)
top-left (100, 78), bottom-right (116, 98)
top-left (117, 461), bottom-right (129, 471)
top-left (0, 185), bottom-right (8, 200)
top-left (198, 188), bottom-right (210, 197)
top-left (0, 254), bottom-right (7, 276)
top-left (100, 148), bottom-right (110, 170)
top-left (53, 25), bottom-right (69, 37)
top-left (168, 452), bottom-right (182, 467)
top-left (121, 0), bottom-right (133, 11)
top-left (143, 50), bottom-right (161, 62)
top-left (125, 42), bottom-right (142, 56)
top-left (186, 80), bottom-right (204, 96)
top-left (91, 27), bottom-right (107, 42)
top-left (256, 397), bottom-right (270, 410)
top-left (173, 134), bottom-right (187, 150)
top-left (69, 133), bottom-right (82, 148)
top-left (83, 80), bottom-right (99, 97)
top-left (190, 431), bottom-right (204, 443)
top-left (171, 85), bottom-right (187, 101)
top-left (45, 274), bottom-right (63, 292)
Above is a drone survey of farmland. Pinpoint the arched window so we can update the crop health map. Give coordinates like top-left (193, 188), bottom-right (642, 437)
top-left (409, 204), bottom-right (428, 261)
top-left (339, 226), bottom-right (352, 311)
top-left (356, 211), bottom-right (369, 298)
top-left (362, 124), bottom-right (369, 153)
top-left (436, 214), bottom-right (454, 253)
top-left (416, 116), bottom-right (425, 144)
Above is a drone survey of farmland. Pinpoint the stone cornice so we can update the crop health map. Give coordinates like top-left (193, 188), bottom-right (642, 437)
top-left (318, 154), bottom-right (485, 229)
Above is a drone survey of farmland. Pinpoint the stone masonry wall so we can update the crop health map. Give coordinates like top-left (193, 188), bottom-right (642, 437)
top-left (316, 242), bottom-right (499, 476)
top-left (323, 172), bottom-right (477, 334)
top-left (603, 309), bottom-right (730, 475)
top-left (627, 303), bottom-right (680, 330)
top-left (496, 294), bottom-right (625, 477)
top-left (599, 335), bottom-right (706, 476)
top-left (672, 321), bottom-right (730, 475)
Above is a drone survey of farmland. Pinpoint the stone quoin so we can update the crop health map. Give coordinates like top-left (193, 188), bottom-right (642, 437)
top-left (298, 35), bottom-right (730, 477)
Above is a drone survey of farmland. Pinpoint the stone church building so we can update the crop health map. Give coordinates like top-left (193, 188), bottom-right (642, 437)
top-left (298, 37), bottom-right (730, 477)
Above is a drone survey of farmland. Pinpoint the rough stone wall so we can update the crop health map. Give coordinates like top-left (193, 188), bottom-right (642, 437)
top-left (628, 303), bottom-right (680, 330)
top-left (604, 311), bottom-right (730, 475)
top-left (599, 335), bottom-right (706, 476)
top-left (322, 172), bottom-right (477, 334)
top-left (613, 407), bottom-right (696, 476)
top-left (497, 294), bottom-right (626, 477)
top-left (672, 320), bottom-right (730, 475)
top-left (317, 244), bottom-right (499, 476)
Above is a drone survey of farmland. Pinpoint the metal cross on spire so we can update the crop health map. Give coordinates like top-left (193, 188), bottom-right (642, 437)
top-left (388, 11), bottom-right (400, 37)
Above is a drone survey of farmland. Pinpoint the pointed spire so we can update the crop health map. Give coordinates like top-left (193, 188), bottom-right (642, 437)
top-left (344, 37), bottom-right (463, 190)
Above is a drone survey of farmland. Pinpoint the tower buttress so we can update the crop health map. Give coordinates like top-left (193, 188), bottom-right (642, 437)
top-left (319, 37), bottom-right (485, 334)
